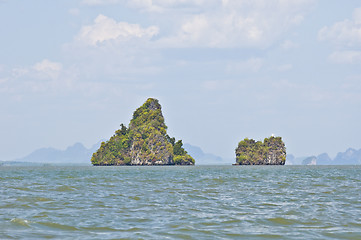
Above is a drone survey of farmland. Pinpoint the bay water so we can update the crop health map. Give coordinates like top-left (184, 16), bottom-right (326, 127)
top-left (1, 165), bottom-right (360, 239)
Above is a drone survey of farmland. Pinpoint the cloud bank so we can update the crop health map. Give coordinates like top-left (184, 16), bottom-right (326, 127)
top-left (319, 7), bottom-right (361, 46)
top-left (76, 14), bottom-right (159, 46)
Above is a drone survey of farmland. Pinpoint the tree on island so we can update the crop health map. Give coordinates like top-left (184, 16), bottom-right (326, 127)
top-left (235, 136), bottom-right (286, 165)
top-left (91, 98), bottom-right (195, 166)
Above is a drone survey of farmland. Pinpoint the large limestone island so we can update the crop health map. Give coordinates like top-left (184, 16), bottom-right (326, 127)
top-left (234, 136), bottom-right (286, 165)
top-left (91, 98), bottom-right (195, 166)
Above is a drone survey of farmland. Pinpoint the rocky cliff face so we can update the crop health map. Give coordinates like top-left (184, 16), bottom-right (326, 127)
top-left (235, 136), bottom-right (286, 165)
top-left (91, 98), bottom-right (194, 166)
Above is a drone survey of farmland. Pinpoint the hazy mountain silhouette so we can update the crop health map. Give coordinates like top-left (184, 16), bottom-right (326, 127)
top-left (2, 141), bottom-right (226, 165)
top-left (4, 143), bottom-right (360, 166)
top-left (287, 148), bottom-right (361, 165)
top-left (183, 144), bottom-right (226, 165)
top-left (9, 141), bottom-right (102, 164)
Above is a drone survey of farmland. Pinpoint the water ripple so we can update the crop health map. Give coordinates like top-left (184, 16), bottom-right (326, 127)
top-left (1, 165), bottom-right (360, 239)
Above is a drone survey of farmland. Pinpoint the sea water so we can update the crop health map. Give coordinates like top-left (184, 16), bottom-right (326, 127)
top-left (0, 165), bottom-right (360, 239)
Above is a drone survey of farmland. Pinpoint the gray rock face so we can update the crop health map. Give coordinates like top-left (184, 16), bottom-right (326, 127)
top-left (129, 132), bottom-right (173, 165)
top-left (266, 150), bottom-right (286, 165)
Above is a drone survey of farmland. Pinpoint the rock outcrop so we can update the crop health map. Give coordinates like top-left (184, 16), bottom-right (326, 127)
top-left (302, 156), bottom-right (317, 165)
top-left (91, 98), bottom-right (195, 166)
top-left (234, 136), bottom-right (286, 165)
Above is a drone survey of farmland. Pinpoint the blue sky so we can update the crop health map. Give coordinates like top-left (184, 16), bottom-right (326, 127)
top-left (1, 0), bottom-right (361, 161)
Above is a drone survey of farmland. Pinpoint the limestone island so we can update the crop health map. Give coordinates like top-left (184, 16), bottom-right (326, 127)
top-left (91, 98), bottom-right (195, 166)
top-left (234, 136), bottom-right (286, 165)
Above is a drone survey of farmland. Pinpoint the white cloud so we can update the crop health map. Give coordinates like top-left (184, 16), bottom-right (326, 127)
top-left (127, 0), bottom-right (216, 12)
top-left (318, 7), bottom-right (361, 46)
top-left (81, 0), bottom-right (120, 5)
top-left (33, 59), bottom-right (63, 80)
top-left (68, 8), bottom-right (80, 16)
top-left (329, 51), bottom-right (361, 64)
top-left (275, 63), bottom-right (293, 72)
top-left (0, 77), bottom-right (7, 84)
top-left (12, 67), bottom-right (29, 78)
top-left (83, 0), bottom-right (215, 8)
top-left (11, 60), bottom-right (63, 90)
top-left (157, 0), bottom-right (315, 48)
top-left (75, 14), bottom-right (159, 46)
top-left (226, 58), bottom-right (264, 73)
top-left (77, 0), bottom-right (315, 48)
top-left (281, 40), bottom-right (299, 50)
top-left (2, 59), bottom-right (68, 95)
top-left (202, 79), bottom-right (237, 91)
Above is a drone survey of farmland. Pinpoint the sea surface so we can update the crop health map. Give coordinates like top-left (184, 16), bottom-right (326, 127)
top-left (0, 165), bottom-right (360, 239)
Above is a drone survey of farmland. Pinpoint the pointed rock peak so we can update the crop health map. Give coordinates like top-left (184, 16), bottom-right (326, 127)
top-left (134, 98), bottom-right (161, 114)
top-left (130, 98), bottom-right (166, 131)
top-left (144, 98), bottom-right (161, 111)
top-left (346, 148), bottom-right (356, 155)
top-left (317, 152), bottom-right (329, 157)
top-left (67, 142), bottom-right (85, 150)
top-left (302, 156), bottom-right (317, 165)
top-left (317, 152), bottom-right (331, 160)
top-left (91, 98), bottom-right (195, 166)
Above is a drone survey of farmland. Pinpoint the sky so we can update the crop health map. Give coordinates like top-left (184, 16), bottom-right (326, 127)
top-left (1, 0), bottom-right (361, 161)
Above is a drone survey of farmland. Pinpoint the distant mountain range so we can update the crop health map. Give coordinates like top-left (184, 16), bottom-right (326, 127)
top-left (0, 142), bottom-right (227, 166)
top-left (286, 148), bottom-right (361, 165)
top-left (2, 143), bottom-right (360, 166)
top-left (1, 142), bottom-right (102, 166)
top-left (183, 144), bottom-right (231, 165)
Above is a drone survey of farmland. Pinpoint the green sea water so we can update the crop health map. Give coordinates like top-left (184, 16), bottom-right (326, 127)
top-left (1, 165), bottom-right (360, 239)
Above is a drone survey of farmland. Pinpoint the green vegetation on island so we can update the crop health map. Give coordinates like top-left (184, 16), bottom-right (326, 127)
top-left (235, 136), bottom-right (286, 165)
top-left (91, 98), bottom-right (195, 166)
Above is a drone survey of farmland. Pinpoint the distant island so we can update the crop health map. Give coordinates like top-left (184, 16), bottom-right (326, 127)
top-left (1, 142), bottom-right (102, 165)
top-left (287, 148), bottom-right (361, 165)
top-left (234, 136), bottom-right (286, 165)
top-left (91, 98), bottom-right (195, 166)
top-left (183, 143), bottom-right (228, 165)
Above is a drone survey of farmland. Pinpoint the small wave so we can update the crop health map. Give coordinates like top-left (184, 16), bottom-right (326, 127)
top-left (267, 217), bottom-right (298, 225)
top-left (16, 196), bottom-right (53, 204)
top-left (33, 212), bottom-right (49, 219)
top-left (128, 196), bottom-right (140, 200)
top-left (37, 222), bottom-right (79, 231)
top-left (82, 226), bottom-right (119, 232)
top-left (54, 186), bottom-right (76, 192)
top-left (222, 219), bottom-right (242, 224)
top-left (122, 227), bottom-right (143, 232)
top-left (283, 210), bottom-right (300, 216)
top-left (10, 218), bottom-right (31, 227)
top-left (225, 233), bottom-right (253, 238)
top-left (200, 221), bottom-right (218, 226)
top-left (260, 203), bottom-right (279, 207)
top-left (253, 233), bottom-right (283, 238)
top-left (81, 226), bottom-right (144, 233)
top-left (35, 197), bottom-right (53, 202)
top-left (12, 187), bottom-right (32, 191)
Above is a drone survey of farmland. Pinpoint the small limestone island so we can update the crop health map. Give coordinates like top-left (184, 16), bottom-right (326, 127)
top-left (91, 98), bottom-right (195, 166)
top-left (234, 136), bottom-right (286, 165)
